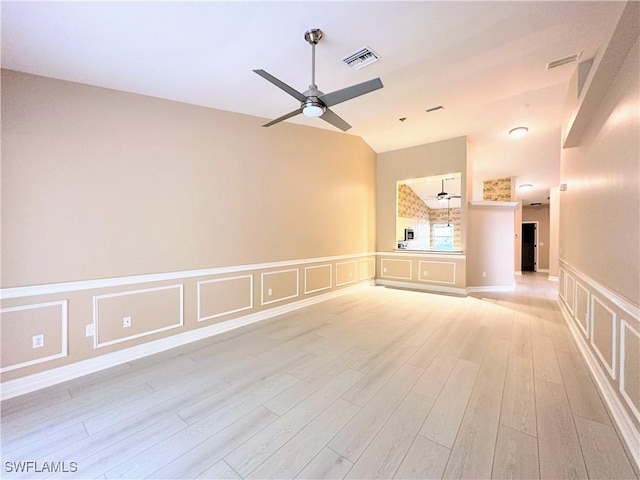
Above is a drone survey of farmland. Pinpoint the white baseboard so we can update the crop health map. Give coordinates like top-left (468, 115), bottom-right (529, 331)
top-left (538, 268), bottom-right (550, 273)
top-left (467, 284), bottom-right (516, 293)
top-left (0, 283), bottom-right (368, 401)
top-left (548, 275), bottom-right (559, 282)
top-left (375, 279), bottom-right (466, 296)
top-left (515, 271), bottom-right (523, 276)
top-left (558, 299), bottom-right (640, 470)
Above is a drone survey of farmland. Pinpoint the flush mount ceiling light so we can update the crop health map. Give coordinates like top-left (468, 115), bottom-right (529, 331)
top-left (509, 126), bottom-right (529, 138)
top-left (519, 184), bottom-right (533, 191)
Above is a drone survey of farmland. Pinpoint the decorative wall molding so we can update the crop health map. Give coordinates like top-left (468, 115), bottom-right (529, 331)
top-left (380, 258), bottom-right (412, 280)
top-left (0, 252), bottom-right (376, 300)
top-left (574, 282), bottom-right (590, 338)
top-left (359, 258), bottom-right (375, 280)
top-left (0, 301), bottom-right (68, 373)
top-left (558, 258), bottom-right (640, 470)
top-left (620, 319), bottom-right (640, 424)
top-left (418, 260), bottom-right (456, 285)
top-left (559, 299), bottom-right (640, 470)
top-left (197, 275), bottom-right (253, 322)
top-left (303, 264), bottom-right (332, 295)
top-left (559, 259), bottom-right (639, 319)
top-left (261, 269), bottom-right (300, 306)
top-left (335, 261), bottom-right (357, 287)
top-left (0, 283), bottom-right (369, 401)
top-left (589, 295), bottom-right (617, 379)
top-left (93, 285), bottom-right (184, 349)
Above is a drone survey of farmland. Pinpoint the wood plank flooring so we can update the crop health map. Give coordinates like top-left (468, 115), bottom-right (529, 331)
top-left (1, 273), bottom-right (637, 479)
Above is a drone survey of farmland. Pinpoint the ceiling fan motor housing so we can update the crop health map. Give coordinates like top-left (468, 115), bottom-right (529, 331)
top-left (304, 28), bottom-right (323, 45)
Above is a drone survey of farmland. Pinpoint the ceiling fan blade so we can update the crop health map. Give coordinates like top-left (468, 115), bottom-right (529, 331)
top-left (319, 78), bottom-right (383, 107)
top-left (320, 108), bottom-right (351, 131)
top-left (253, 69), bottom-right (308, 103)
top-left (262, 107), bottom-right (304, 127)
top-left (449, 195), bottom-right (462, 199)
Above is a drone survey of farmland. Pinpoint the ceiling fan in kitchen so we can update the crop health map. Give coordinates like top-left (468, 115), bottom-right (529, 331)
top-left (423, 178), bottom-right (462, 202)
top-left (253, 28), bottom-right (384, 131)
top-left (422, 178), bottom-right (461, 226)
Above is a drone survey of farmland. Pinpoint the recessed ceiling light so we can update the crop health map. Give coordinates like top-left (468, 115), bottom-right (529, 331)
top-left (509, 126), bottom-right (529, 138)
top-left (519, 184), bottom-right (533, 191)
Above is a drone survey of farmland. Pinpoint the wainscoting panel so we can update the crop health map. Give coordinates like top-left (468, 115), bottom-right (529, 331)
top-left (565, 273), bottom-right (576, 316)
top-left (94, 285), bottom-right (184, 348)
top-left (304, 264), bottom-right (332, 294)
top-left (198, 275), bottom-right (253, 322)
top-left (0, 301), bottom-right (68, 373)
top-left (261, 269), bottom-right (299, 306)
top-left (418, 260), bottom-right (456, 285)
top-left (620, 320), bottom-right (640, 423)
top-left (359, 257), bottom-right (375, 280)
top-left (335, 261), bottom-right (356, 287)
top-left (574, 282), bottom-right (590, 338)
top-left (558, 260), bottom-right (640, 468)
top-left (380, 258), bottom-right (412, 280)
top-left (590, 295), bottom-right (617, 379)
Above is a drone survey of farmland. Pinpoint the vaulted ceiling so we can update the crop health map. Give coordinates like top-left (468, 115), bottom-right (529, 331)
top-left (1, 1), bottom-right (625, 205)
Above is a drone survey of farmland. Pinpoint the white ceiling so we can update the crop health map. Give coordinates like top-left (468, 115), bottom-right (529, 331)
top-left (1, 1), bottom-right (625, 205)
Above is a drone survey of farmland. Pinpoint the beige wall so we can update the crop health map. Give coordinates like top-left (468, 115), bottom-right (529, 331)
top-left (522, 205), bottom-right (550, 270)
top-left (559, 36), bottom-right (639, 304)
top-left (0, 70), bottom-right (376, 381)
top-left (557, 4), bottom-right (639, 444)
top-left (1, 70), bottom-right (376, 288)
top-left (549, 186), bottom-right (560, 278)
top-left (466, 204), bottom-right (516, 288)
top-left (376, 136), bottom-right (468, 252)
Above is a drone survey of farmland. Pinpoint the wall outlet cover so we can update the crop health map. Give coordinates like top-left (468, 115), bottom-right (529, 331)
top-left (32, 334), bottom-right (44, 349)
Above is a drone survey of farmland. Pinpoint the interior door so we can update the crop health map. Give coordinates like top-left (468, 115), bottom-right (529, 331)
top-left (522, 223), bottom-right (536, 272)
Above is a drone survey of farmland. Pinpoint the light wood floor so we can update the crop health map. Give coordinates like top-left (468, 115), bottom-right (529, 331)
top-left (1, 273), bottom-right (637, 479)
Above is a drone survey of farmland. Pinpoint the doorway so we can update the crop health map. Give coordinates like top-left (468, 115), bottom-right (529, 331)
top-left (522, 222), bottom-right (538, 272)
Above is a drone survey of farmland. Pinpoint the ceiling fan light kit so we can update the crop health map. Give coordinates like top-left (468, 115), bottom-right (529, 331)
top-left (253, 28), bottom-right (384, 131)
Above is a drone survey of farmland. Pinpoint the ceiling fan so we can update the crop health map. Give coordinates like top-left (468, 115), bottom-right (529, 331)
top-left (424, 178), bottom-right (462, 202)
top-left (253, 28), bottom-right (383, 131)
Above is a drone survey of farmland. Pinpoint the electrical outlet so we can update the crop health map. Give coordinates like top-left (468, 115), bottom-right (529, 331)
top-left (383, 268), bottom-right (387, 273)
top-left (123, 316), bottom-right (132, 328)
top-left (268, 288), bottom-right (272, 296)
top-left (86, 324), bottom-right (95, 337)
top-left (32, 334), bottom-right (44, 349)
top-left (349, 271), bottom-right (352, 277)
top-left (423, 270), bottom-right (428, 276)
top-left (482, 272), bottom-right (487, 278)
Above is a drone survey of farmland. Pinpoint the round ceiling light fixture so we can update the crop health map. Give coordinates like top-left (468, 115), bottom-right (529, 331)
top-left (302, 100), bottom-right (325, 118)
top-left (519, 184), bottom-right (533, 192)
top-left (509, 126), bottom-right (529, 138)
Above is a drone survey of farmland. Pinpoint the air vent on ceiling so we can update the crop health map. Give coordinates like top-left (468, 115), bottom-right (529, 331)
top-left (342, 46), bottom-right (380, 70)
top-left (426, 105), bottom-right (444, 113)
top-left (546, 52), bottom-right (582, 70)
